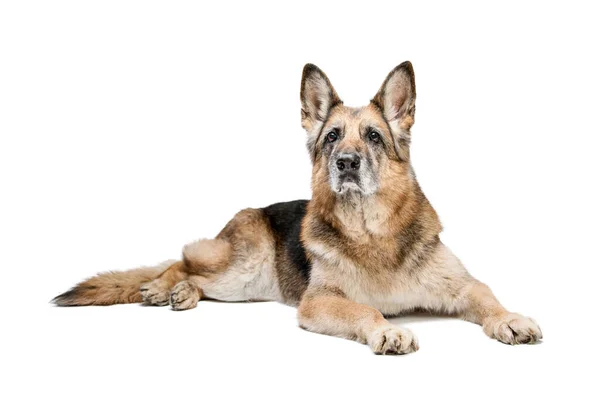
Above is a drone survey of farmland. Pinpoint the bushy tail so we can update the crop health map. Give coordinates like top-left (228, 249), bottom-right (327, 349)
top-left (52, 260), bottom-right (178, 306)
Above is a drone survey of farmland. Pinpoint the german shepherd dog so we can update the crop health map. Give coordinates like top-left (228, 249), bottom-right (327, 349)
top-left (53, 62), bottom-right (542, 355)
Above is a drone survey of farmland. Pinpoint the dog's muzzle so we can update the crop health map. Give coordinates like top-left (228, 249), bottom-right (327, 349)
top-left (332, 152), bottom-right (363, 193)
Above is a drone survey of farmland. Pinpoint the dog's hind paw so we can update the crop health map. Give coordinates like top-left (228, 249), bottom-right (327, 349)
top-left (140, 279), bottom-right (170, 306)
top-left (170, 280), bottom-right (200, 311)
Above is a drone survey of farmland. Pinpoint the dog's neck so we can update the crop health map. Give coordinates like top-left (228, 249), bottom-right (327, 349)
top-left (333, 192), bottom-right (392, 239)
top-left (311, 177), bottom-right (423, 241)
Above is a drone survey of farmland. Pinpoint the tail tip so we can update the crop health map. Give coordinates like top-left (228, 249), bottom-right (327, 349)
top-left (51, 288), bottom-right (81, 306)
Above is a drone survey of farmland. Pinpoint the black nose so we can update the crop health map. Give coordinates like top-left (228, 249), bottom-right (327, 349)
top-left (336, 153), bottom-right (361, 171)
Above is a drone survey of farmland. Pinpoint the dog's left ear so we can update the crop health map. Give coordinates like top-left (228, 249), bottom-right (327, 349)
top-left (300, 64), bottom-right (342, 154)
top-left (372, 62), bottom-right (416, 158)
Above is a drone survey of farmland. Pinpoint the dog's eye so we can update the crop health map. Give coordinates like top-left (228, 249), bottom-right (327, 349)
top-left (368, 131), bottom-right (380, 143)
top-left (327, 131), bottom-right (338, 142)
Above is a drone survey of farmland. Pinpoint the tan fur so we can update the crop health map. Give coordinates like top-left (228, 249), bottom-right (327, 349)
top-left (463, 282), bottom-right (541, 344)
top-left (53, 62), bottom-right (542, 354)
top-left (298, 284), bottom-right (419, 354)
top-left (183, 238), bottom-right (232, 276)
top-left (170, 280), bottom-right (202, 311)
top-left (158, 209), bottom-right (282, 304)
top-left (140, 260), bottom-right (189, 306)
top-left (295, 62), bottom-right (541, 353)
top-left (53, 260), bottom-right (176, 306)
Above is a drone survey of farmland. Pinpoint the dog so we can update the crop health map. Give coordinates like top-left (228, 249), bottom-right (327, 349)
top-left (53, 62), bottom-right (542, 355)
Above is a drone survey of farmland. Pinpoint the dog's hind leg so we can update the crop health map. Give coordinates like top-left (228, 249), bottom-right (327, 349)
top-left (184, 208), bottom-right (282, 305)
top-left (169, 280), bottom-right (202, 311)
top-left (140, 238), bottom-right (232, 309)
top-left (140, 260), bottom-right (189, 306)
top-left (143, 207), bottom-right (281, 309)
top-left (171, 238), bottom-right (234, 310)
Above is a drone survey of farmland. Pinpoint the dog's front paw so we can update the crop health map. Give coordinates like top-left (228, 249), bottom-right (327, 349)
top-left (140, 279), bottom-right (170, 306)
top-left (170, 280), bottom-right (200, 311)
top-left (483, 313), bottom-right (542, 345)
top-left (367, 325), bottom-right (419, 355)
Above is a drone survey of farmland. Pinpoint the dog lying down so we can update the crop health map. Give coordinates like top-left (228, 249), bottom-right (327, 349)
top-left (54, 62), bottom-right (542, 355)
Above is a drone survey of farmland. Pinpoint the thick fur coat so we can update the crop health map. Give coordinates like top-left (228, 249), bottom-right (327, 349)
top-left (54, 62), bottom-right (542, 355)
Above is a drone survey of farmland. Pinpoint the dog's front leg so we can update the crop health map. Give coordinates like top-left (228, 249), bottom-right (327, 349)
top-left (297, 286), bottom-right (419, 355)
top-left (461, 281), bottom-right (543, 345)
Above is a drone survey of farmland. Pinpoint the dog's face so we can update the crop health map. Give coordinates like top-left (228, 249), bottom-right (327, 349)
top-left (300, 62), bottom-right (417, 197)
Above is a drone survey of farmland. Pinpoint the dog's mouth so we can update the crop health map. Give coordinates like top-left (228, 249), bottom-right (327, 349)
top-left (338, 181), bottom-right (362, 194)
top-left (333, 172), bottom-right (363, 194)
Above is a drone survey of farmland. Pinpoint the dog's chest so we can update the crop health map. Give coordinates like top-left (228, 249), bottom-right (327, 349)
top-left (308, 241), bottom-right (431, 315)
top-left (336, 260), bottom-right (428, 315)
top-left (325, 242), bottom-right (463, 315)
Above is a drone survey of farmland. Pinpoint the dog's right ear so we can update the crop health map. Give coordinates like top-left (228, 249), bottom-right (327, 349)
top-left (300, 64), bottom-right (341, 153)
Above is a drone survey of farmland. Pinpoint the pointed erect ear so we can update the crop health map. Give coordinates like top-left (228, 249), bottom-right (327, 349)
top-left (300, 64), bottom-right (342, 140)
top-left (372, 62), bottom-right (416, 147)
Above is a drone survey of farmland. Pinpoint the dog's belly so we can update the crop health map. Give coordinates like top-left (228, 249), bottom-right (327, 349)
top-left (201, 255), bottom-right (282, 303)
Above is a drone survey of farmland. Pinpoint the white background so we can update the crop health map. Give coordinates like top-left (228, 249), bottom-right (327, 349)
top-left (1, 1), bottom-right (598, 399)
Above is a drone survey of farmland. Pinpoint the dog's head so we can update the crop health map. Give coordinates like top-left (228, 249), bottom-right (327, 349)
top-left (300, 62), bottom-right (416, 197)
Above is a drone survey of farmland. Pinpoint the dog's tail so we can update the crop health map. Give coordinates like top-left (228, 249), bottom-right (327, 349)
top-left (51, 259), bottom-right (178, 306)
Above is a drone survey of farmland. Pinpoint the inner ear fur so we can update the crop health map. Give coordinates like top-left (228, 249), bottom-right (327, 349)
top-left (371, 61), bottom-right (416, 160)
top-left (300, 64), bottom-right (342, 143)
